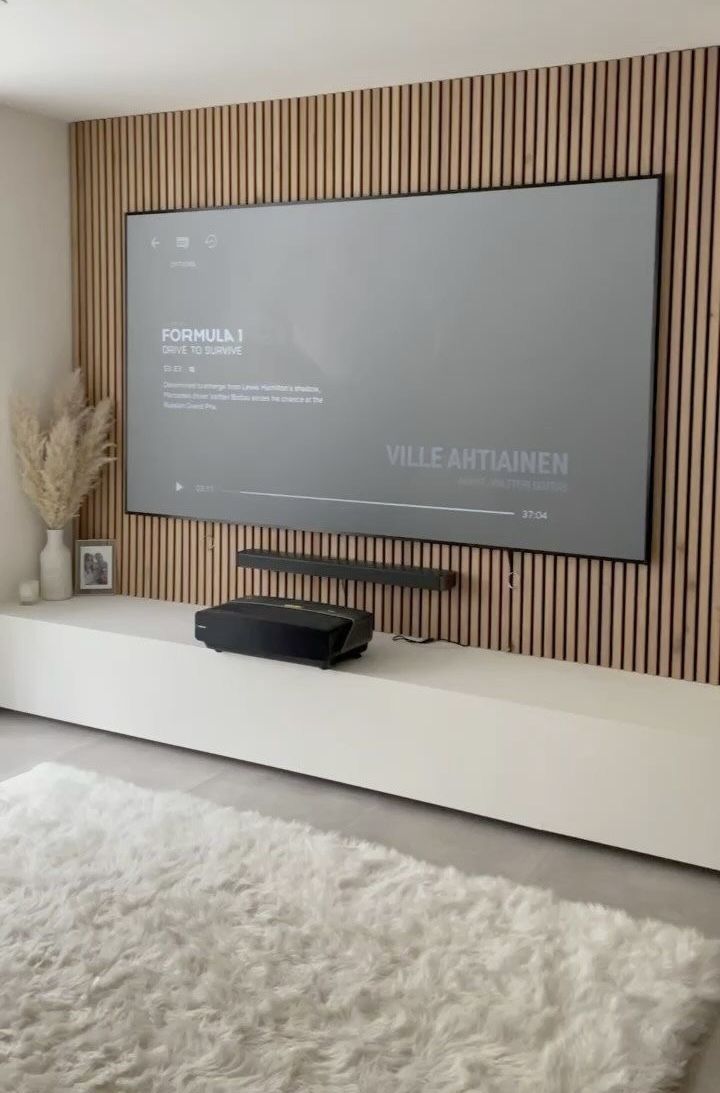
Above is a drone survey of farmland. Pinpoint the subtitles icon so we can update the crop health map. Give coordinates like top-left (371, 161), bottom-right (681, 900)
top-left (176, 236), bottom-right (190, 249)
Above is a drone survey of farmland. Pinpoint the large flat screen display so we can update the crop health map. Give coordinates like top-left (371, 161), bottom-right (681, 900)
top-left (126, 177), bottom-right (660, 561)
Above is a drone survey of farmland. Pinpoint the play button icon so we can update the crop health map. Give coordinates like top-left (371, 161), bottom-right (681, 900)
top-left (175, 482), bottom-right (183, 492)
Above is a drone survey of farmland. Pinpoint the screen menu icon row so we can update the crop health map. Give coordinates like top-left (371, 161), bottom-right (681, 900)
top-left (150, 234), bottom-right (217, 250)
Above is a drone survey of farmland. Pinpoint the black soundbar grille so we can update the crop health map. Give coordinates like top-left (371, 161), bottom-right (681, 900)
top-left (236, 549), bottom-right (456, 591)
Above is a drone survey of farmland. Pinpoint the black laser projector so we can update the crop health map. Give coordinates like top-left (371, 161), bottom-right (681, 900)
top-left (195, 597), bottom-right (373, 669)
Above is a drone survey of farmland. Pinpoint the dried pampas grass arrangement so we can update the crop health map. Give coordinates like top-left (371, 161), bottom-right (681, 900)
top-left (11, 370), bottom-right (114, 530)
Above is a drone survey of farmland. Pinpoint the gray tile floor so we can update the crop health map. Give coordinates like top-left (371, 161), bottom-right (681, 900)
top-left (1, 708), bottom-right (718, 1091)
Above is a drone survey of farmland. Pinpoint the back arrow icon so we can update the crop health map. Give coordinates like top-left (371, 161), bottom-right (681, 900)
top-left (151, 237), bottom-right (160, 249)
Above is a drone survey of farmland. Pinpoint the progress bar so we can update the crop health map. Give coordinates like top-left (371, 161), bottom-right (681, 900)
top-left (219, 487), bottom-right (514, 517)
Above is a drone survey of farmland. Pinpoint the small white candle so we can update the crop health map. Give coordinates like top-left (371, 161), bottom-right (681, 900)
top-left (19, 579), bottom-right (40, 605)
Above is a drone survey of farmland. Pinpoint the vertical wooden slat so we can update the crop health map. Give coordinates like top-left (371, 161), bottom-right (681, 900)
top-left (597, 65), bottom-right (620, 663)
top-left (85, 121), bottom-right (98, 545)
top-left (71, 123), bottom-right (84, 556)
top-left (660, 51), bottom-right (693, 678)
top-left (645, 52), bottom-right (670, 674)
top-left (677, 50), bottom-right (709, 679)
top-left (700, 51), bottom-right (720, 684)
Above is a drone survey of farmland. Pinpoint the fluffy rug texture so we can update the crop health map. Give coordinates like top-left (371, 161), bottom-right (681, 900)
top-left (0, 764), bottom-right (717, 1093)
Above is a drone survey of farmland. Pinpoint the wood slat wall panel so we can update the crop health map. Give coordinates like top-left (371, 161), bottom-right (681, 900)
top-left (71, 46), bottom-right (720, 683)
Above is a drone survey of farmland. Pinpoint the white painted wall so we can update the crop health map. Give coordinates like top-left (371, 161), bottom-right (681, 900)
top-left (0, 105), bottom-right (71, 600)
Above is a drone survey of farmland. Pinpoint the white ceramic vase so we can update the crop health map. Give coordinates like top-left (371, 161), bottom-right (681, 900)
top-left (40, 528), bottom-right (73, 601)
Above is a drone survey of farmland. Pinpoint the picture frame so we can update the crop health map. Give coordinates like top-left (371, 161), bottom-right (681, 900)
top-left (75, 539), bottom-right (115, 594)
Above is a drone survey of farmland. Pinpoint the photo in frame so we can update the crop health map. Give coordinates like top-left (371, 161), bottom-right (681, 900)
top-left (76, 539), bottom-right (115, 594)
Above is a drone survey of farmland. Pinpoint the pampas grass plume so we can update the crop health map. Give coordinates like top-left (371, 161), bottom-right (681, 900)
top-left (10, 370), bottom-right (114, 529)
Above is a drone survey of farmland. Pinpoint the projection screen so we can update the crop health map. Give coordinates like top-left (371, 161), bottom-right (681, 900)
top-left (125, 177), bottom-right (660, 561)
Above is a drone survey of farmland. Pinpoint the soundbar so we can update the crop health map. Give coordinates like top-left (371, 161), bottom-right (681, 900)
top-left (236, 549), bottom-right (456, 592)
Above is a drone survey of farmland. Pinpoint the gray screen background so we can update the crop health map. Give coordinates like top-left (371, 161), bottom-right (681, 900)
top-left (126, 179), bottom-right (659, 560)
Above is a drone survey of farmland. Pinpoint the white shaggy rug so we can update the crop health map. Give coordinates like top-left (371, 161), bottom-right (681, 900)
top-left (0, 764), bottom-right (718, 1093)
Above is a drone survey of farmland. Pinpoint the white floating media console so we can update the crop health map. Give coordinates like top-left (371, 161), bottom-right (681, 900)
top-left (0, 595), bottom-right (718, 870)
